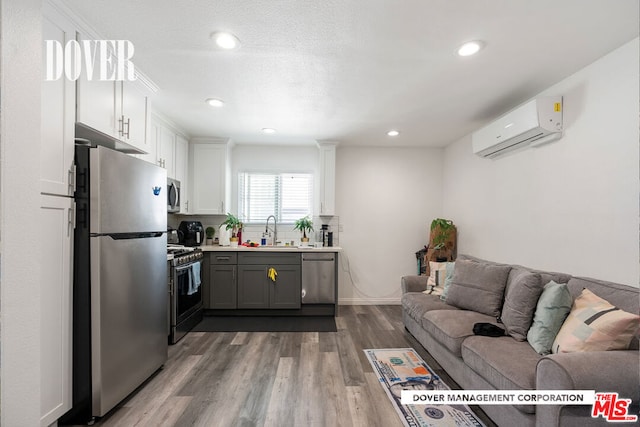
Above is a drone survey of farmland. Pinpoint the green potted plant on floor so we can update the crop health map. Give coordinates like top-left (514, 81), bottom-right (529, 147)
top-left (430, 218), bottom-right (455, 261)
top-left (294, 216), bottom-right (314, 246)
top-left (221, 213), bottom-right (241, 247)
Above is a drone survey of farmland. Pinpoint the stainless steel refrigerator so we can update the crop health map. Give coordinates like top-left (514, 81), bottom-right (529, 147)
top-left (62, 145), bottom-right (168, 424)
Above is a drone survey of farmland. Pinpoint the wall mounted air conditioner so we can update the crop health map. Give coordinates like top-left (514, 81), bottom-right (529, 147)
top-left (472, 96), bottom-right (563, 158)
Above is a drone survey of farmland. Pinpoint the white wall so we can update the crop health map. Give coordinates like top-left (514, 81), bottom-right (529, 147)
top-left (1, 0), bottom-right (43, 424)
top-left (442, 38), bottom-right (639, 286)
top-left (336, 147), bottom-right (443, 303)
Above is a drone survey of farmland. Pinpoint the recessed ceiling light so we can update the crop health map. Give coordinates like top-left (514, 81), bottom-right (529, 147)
top-left (457, 40), bottom-right (484, 57)
top-left (387, 130), bottom-right (400, 137)
top-left (206, 98), bottom-right (224, 107)
top-left (262, 128), bottom-right (276, 134)
top-left (211, 32), bottom-right (240, 50)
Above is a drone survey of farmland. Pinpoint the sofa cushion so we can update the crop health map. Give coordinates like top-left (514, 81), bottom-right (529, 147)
top-left (459, 254), bottom-right (572, 291)
top-left (552, 288), bottom-right (640, 353)
top-left (401, 292), bottom-right (459, 323)
top-left (445, 259), bottom-right (512, 317)
top-left (439, 261), bottom-right (456, 301)
top-left (500, 270), bottom-right (543, 341)
top-left (422, 310), bottom-right (496, 357)
top-left (527, 281), bottom-right (573, 355)
top-left (462, 336), bottom-right (544, 414)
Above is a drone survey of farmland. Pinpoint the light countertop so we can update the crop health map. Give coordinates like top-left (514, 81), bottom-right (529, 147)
top-left (199, 245), bottom-right (342, 253)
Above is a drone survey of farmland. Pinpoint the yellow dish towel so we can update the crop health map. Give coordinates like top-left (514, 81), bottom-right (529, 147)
top-left (267, 267), bottom-right (278, 282)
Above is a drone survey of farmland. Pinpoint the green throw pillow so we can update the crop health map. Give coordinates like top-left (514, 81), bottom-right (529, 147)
top-left (440, 262), bottom-right (456, 301)
top-left (526, 281), bottom-right (572, 355)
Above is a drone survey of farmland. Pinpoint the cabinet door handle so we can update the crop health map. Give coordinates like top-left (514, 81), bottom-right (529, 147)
top-left (124, 117), bottom-right (131, 138)
top-left (118, 115), bottom-right (125, 136)
top-left (320, 202), bottom-right (324, 213)
top-left (68, 164), bottom-right (77, 196)
top-left (220, 201), bottom-right (224, 213)
top-left (185, 200), bottom-right (189, 212)
top-left (216, 256), bottom-right (230, 261)
top-left (68, 202), bottom-right (76, 235)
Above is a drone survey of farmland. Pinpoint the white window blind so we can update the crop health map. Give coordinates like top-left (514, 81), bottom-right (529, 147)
top-left (238, 172), bottom-right (313, 223)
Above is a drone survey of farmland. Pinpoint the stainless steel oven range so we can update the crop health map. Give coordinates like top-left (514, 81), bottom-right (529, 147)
top-left (168, 245), bottom-right (204, 344)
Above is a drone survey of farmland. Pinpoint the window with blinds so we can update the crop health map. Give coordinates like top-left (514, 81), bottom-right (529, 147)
top-left (238, 172), bottom-right (313, 223)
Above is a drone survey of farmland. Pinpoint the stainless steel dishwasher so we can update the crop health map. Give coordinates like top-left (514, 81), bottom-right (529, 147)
top-left (301, 252), bottom-right (336, 303)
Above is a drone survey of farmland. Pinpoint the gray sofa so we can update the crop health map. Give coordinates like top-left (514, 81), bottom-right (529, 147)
top-left (401, 254), bottom-right (639, 427)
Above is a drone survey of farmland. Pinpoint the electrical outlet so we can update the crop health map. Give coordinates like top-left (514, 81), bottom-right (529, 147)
top-left (338, 224), bottom-right (344, 232)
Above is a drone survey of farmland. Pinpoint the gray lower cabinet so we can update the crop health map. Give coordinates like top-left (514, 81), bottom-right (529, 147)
top-left (209, 252), bottom-right (238, 309)
top-left (237, 253), bottom-right (301, 309)
top-left (237, 265), bottom-right (270, 308)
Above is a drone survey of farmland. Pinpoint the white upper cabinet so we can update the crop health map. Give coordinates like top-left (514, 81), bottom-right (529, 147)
top-left (190, 138), bottom-right (231, 215)
top-left (120, 80), bottom-right (149, 151)
top-left (174, 134), bottom-right (189, 213)
top-left (156, 125), bottom-right (175, 177)
top-left (318, 142), bottom-right (337, 216)
top-left (75, 33), bottom-right (115, 139)
top-left (41, 5), bottom-right (76, 197)
top-left (149, 115), bottom-right (188, 184)
top-left (76, 35), bottom-right (149, 153)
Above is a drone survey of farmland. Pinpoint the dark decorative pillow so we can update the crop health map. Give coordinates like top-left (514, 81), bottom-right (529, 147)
top-left (445, 259), bottom-right (512, 317)
top-left (500, 271), bottom-right (542, 341)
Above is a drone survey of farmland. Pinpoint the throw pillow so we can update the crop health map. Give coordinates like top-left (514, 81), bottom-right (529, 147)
top-left (552, 288), bottom-right (640, 353)
top-left (500, 271), bottom-right (543, 341)
top-left (422, 262), bottom-right (447, 296)
top-left (440, 262), bottom-right (456, 301)
top-left (526, 281), bottom-right (572, 355)
top-left (444, 259), bottom-right (512, 317)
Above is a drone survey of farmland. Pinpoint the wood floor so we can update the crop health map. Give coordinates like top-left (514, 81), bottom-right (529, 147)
top-left (89, 305), bottom-right (496, 427)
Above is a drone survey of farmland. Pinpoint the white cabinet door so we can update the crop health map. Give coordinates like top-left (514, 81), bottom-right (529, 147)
top-left (120, 81), bottom-right (149, 152)
top-left (135, 120), bottom-right (157, 165)
top-left (40, 194), bottom-right (73, 426)
top-left (156, 125), bottom-right (175, 177)
top-left (318, 143), bottom-right (336, 216)
top-left (76, 40), bottom-right (149, 154)
top-left (76, 35), bottom-right (117, 138)
top-left (41, 6), bottom-right (76, 196)
top-left (190, 142), bottom-right (228, 214)
top-left (174, 134), bottom-right (189, 213)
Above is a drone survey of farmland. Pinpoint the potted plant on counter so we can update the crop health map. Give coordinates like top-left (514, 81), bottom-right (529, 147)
top-left (294, 216), bottom-right (314, 246)
top-left (221, 213), bottom-right (241, 247)
top-left (205, 226), bottom-right (216, 245)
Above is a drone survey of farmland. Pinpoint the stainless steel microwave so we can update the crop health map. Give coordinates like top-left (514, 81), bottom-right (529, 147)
top-left (167, 178), bottom-right (180, 213)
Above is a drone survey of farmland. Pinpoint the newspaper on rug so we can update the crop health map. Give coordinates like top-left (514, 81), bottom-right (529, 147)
top-left (364, 348), bottom-right (486, 427)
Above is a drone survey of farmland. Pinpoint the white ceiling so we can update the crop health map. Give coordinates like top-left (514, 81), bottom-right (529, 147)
top-left (63, 0), bottom-right (639, 147)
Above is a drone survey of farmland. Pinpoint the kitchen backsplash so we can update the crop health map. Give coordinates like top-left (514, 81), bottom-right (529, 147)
top-left (168, 214), bottom-right (340, 247)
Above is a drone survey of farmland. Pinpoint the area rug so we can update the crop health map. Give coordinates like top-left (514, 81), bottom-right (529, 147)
top-left (364, 348), bottom-right (486, 427)
top-left (192, 316), bottom-right (337, 332)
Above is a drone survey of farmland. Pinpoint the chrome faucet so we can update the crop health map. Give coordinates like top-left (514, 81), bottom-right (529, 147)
top-left (265, 215), bottom-right (278, 246)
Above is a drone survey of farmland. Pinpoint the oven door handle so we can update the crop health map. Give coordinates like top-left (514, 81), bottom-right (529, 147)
top-left (174, 259), bottom-right (202, 272)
